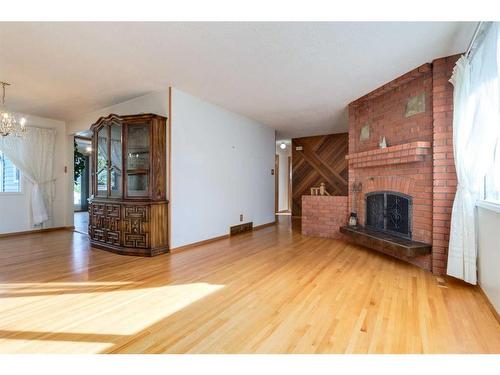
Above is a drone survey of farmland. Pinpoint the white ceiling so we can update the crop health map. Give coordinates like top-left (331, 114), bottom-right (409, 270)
top-left (0, 22), bottom-right (475, 138)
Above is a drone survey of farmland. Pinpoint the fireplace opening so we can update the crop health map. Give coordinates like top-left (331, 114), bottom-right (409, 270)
top-left (365, 191), bottom-right (412, 239)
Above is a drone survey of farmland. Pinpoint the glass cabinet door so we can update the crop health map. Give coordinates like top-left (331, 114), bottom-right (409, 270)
top-left (126, 123), bottom-right (150, 197)
top-left (109, 123), bottom-right (123, 198)
top-left (96, 126), bottom-right (109, 197)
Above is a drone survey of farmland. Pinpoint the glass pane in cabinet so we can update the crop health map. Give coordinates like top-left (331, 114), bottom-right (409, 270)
top-left (96, 127), bottom-right (108, 196)
top-left (127, 173), bottom-right (149, 196)
top-left (110, 124), bottom-right (122, 197)
top-left (126, 124), bottom-right (150, 170)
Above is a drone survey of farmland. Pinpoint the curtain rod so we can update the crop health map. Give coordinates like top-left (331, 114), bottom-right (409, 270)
top-left (465, 21), bottom-right (484, 58)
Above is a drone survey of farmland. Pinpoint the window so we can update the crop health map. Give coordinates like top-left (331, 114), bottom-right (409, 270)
top-left (0, 151), bottom-right (21, 193)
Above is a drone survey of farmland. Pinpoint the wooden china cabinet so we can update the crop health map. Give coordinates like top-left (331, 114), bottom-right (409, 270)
top-left (88, 113), bottom-right (168, 256)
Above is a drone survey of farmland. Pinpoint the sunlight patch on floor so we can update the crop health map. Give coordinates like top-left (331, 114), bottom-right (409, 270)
top-left (0, 282), bottom-right (224, 353)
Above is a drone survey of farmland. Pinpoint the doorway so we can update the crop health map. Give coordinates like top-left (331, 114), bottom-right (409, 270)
top-left (275, 140), bottom-right (292, 215)
top-left (74, 135), bottom-right (92, 234)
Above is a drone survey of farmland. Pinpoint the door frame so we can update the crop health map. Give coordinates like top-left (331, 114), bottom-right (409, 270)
top-left (74, 135), bottom-right (92, 212)
top-left (287, 156), bottom-right (292, 212)
top-left (275, 154), bottom-right (279, 213)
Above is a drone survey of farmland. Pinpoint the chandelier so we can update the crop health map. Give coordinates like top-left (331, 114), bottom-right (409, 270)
top-left (0, 82), bottom-right (27, 137)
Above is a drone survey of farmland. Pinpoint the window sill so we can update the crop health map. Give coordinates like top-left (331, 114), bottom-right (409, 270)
top-left (476, 200), bottom-right (500, 214)
top-left (0, 192), bottom-right (23, 196)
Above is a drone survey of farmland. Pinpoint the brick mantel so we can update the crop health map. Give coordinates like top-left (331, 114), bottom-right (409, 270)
top-left (346, 141), bottom-right (431, 169)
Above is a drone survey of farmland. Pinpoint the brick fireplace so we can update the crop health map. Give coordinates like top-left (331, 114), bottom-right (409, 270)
top-left (302, 54), bottom-right (459, 275)
top-left (346, 55), bottom-right (459, 274)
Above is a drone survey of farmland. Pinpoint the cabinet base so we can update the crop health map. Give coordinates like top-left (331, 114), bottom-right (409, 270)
top-left (90, 240), bottom-right (169, 257)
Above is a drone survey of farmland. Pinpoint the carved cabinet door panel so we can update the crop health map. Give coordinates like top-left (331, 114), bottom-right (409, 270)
top-left (105, 204), bottom-right (122, 246)
top-left (123, 205), bottom-right (150, 248)
top-left (90, 202), bottom-right (106, 243)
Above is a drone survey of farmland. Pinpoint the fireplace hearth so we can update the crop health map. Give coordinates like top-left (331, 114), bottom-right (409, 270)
top-left (366, 192), bottom-right (412, 239)
top-left (340, 190), bottom-right (428, 259)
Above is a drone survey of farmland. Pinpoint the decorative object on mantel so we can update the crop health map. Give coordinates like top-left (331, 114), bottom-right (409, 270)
top-left (0, 82), bottom-right (27, 137)
top-left (379, 136), bottom-right (387, 149)
top-left (310, 182), bottom-right (331, 196)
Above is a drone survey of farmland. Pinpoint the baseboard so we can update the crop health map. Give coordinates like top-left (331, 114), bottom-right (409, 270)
top-left (253, 220), bottom-right (277, 231)
top-left (170, 220), bottom-right (277, 253)
top-left (0, 226), bottom-right (75, 238)
top-left (476, 284), bottom-right (500, 325)
top-left (170, 234), bottom-right (230, 253)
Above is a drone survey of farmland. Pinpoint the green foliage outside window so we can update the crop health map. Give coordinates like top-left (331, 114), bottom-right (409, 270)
top-left (74, 140), bottom-right (86, 184)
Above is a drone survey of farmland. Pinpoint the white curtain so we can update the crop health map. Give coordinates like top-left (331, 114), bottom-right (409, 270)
top-left (0, 126), bottom-right (56, 226)
top-left (447, 23), bottom-right (500, 284)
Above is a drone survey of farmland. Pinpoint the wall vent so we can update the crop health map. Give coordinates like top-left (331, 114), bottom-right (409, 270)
top-left (230, 222), bottom-right (253, 236)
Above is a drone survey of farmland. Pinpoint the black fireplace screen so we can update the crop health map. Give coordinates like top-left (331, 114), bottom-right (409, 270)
top-left (365, 192), bottom-right (412, 239)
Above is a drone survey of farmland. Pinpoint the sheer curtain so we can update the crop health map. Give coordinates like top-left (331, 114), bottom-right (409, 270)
top-left (0, 126), bottom-right (56, 226)
top-left (447, 23), bottom-right (500, 284)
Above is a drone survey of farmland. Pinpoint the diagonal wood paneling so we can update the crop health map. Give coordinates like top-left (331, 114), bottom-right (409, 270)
top-left (292, 133), bottom-right (348, 216)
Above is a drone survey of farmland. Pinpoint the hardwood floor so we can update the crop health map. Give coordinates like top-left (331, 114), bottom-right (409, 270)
top-left (0, 217), bottom-right (498, 353)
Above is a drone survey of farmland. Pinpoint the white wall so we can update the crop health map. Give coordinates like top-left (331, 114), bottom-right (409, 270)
top-left (67, 91), bottom-right (169, 134)
top-left (0, 115), bottom-right (70, 233)
top-left (171, 88), bottom-right (275, 248)
top-left (477, 205), bottom-right (500, 314)
top-left (275, 141), bottom-right (291, 212)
